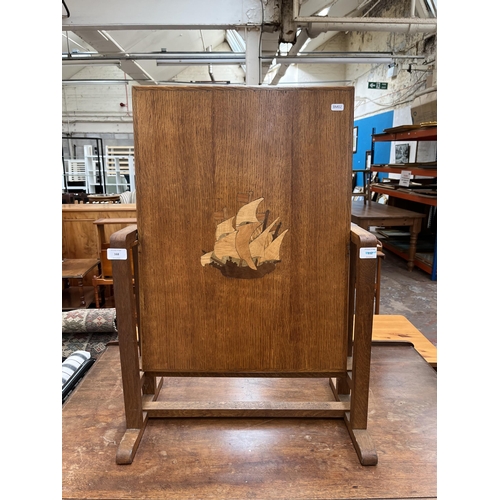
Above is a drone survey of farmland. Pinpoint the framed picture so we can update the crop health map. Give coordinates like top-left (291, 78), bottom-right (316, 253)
top-left (395, 143), bottom-right (410, 164)
top-left (365, 150), bottom-right (372, 170)
top-left (353, 127), bottom-right (358, 153)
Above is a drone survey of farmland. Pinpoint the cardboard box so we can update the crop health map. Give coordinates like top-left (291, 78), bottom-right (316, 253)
top-left (411, 90), bottom-right (437, 125)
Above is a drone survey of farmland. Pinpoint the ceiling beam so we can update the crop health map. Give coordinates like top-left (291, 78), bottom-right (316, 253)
top-left (268, 29), bottom-right (309, 85)
top-left (301, 0), bottom-right (366, 52)
top-left (72, 30), bottom-right (157, 84)
top-left (299, 0), bottom-right (338, 16)
top-left (244, 28), bottom-right (262, 85)
top-left (62, 0), bottom-right (280, 31)
top-left (292, 0), bottom-right (437, 33)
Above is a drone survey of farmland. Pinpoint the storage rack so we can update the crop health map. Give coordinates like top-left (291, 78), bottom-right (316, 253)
top-left (369, 125), bottom-right (437, 279)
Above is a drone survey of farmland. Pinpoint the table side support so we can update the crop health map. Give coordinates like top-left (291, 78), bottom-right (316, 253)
top-left (110, 225), bottom-right (147, 464)
top-left (345, 224), bottom-right (378, 465)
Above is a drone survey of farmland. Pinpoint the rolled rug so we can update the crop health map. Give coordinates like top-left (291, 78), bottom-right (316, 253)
top-left (62, 350), bottom-right (91, 387)
top-left (62, 350), bottom-right (95, 402)
top-left (62, 308), bottom-right (117, 333)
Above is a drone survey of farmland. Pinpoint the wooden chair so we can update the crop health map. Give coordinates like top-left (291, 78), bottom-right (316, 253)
top-left (110, 86), bottom-right (379, 466)
top-left (92, 218), bottom-right (136, 308)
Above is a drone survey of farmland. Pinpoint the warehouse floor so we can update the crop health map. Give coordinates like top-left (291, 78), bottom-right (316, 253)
top-left (377, 250), bottom-right (437, 346)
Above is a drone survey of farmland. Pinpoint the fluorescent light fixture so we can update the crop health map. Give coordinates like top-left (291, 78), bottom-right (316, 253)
top-left (62, 79), bottom-right (130, 85)
top-left (274, 80), bottom-right (353, 85)
top-left (156, 54), bottom-right (246, 66)
top-left (63, 59), bottom-right (121, 66)
top-left (157, 58), bottom-right (245, 66)
top-left (157, 80), bottom-right (232, 85)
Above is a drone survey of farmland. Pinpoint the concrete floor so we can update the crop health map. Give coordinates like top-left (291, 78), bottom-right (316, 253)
top-left (377, 250), bottom-right (437, 346)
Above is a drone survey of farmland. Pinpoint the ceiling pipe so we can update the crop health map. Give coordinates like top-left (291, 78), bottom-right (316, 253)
top-left (273, 56), bottom-right (393, 64)
top-left (65, 52), bottom-right (423, 63)
top-left (305, 20), bottom-right (435, 36)
top-left (64, 52), bottom-right (245, 61)
top-left (64, 52), bottom-right (242, 59)
top-left (292, 0), bottom-right (437, 35)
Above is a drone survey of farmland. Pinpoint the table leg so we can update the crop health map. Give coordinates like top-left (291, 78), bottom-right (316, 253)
top-left (407, 220), bottom-right (422, 272)
top-left (94, 283), bottom-right (101, 308)
top-left (78, 278), bottom-right (86, 307)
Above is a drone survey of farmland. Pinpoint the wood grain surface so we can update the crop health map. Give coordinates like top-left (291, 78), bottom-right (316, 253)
top-left (132, 86), bottom-right (354, 373)
top-left (371, 314), bottom-right (437, 367)
top-left (62, 204), bottom-right (137, 259)
top-left (62, 344), bottom-right (437, 500)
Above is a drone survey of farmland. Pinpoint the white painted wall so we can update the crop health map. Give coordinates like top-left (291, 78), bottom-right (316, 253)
top-left (62, 42), bottom-right (245, 135)
top-left (347, 1), bottom-right (436, 122)
top-left (62, 65), bottom-right (134, 135)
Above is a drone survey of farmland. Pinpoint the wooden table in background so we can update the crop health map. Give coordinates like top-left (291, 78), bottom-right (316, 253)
top-left (62, 258), bottom-right (100, 310)
top-left (62, 203), bottom-right (137, 261)
top-left (63, 342), bottom-right (436, 500)
top-left (351, 200), bottom-right (426, 271)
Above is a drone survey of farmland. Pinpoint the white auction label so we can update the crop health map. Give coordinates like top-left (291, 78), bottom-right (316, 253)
top-left (399, 170), bottom-right (412, 187)
top-left (331, 103), bottom-right (344, 111)
top-left (107, 248), bottom-right (128, 260)
top-left (360, 247), bottom-right (378, 259)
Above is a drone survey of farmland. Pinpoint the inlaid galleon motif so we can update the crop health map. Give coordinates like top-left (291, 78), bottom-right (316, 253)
top-left (201, 197), bottom-right (288, 279)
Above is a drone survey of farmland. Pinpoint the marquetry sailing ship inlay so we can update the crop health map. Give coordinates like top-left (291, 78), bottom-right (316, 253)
top-left (201, 197), bottom-right (289, 279)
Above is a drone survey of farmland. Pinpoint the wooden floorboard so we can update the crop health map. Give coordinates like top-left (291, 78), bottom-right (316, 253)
top-left (62, 344), bottom-right (436, 500)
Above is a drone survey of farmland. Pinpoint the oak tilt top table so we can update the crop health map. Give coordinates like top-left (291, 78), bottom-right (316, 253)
top-left (62, 340), bottom-right (437, 500)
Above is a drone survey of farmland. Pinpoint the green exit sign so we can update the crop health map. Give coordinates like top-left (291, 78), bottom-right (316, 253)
top-left (368, 82), bottom-right (388, 89)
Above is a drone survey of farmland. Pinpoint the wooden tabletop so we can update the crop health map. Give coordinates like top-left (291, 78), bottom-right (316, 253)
top-left (93, 217), bottom-right (137, 225)
top-left (62, 344), bottom-right (436, 500)
top-left (351, 200), bottom-right (426, 219)
top-left (372, 314), bottom-right (437, 367)
top-left (62, 258), bottom-right (100, 279)
top-left (62, 204), bottom-right (136, 212)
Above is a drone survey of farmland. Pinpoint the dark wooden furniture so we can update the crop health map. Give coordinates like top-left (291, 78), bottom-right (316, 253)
top-left (92, 218), bottom-right (137, 308)
top-left (352, 169), bottom-right (372, 202)
top-left (351, 200), bottom-right (426, 272)
top-left (88, 194), bottom-right (121, 203)
top-left (62, 258), bottom-right (100, 310)
top-left (110, 86), bottom-right (379, 466)
top-left (62, 192), bottom-right (75, 204)
top-left (62, 342), bottom-right (437, 500)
